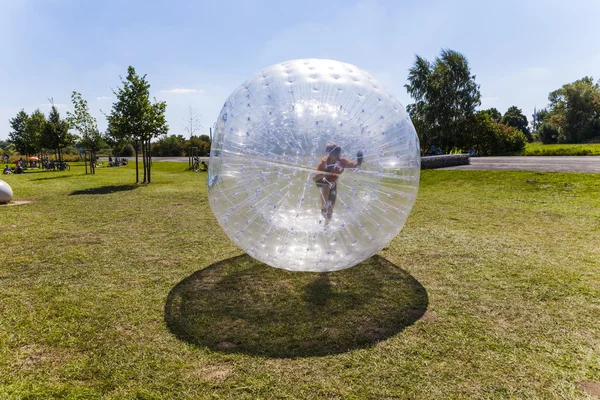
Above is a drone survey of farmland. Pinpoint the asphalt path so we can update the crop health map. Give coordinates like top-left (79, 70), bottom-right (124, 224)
top-left (442, 156), bottom-right (600, 173)
top-left (99, 156), bottom-right (600, 173)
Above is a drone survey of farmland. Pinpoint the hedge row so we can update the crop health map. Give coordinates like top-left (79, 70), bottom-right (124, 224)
top-left (420, 154), bottom-right (470, 169)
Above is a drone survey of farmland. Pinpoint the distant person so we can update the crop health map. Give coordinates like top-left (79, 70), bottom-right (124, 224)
top-left (3, 154), bottom-right (9, 164)
top-left (200, 161), bottom-right (208, 171)
top-left (3, 165), bottom-right (11, 175)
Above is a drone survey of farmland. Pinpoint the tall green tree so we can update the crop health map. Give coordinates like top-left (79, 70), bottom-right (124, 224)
top-left (106, 66), bottom-right (168, 183)
top-left (152, 134), bottom-right (186, 156)
top-left (41, 103), bottom-right (73, 161)
top-left (541, 77), bottom-right (600, 143)
top-left (24, 109), bottom-right (47, 157)
top-left (501, 106), bottom-right (530, 140)
top-left (67, 92), bottom-right (104, 173)
top-left (482, 107), bottom-right (502, 122)
top-left (8, 110), bottom-right (30, 155)
top-left (405, 49), bottom-right (481, 152)
top-left (532, 108), bottom-right (549, 133)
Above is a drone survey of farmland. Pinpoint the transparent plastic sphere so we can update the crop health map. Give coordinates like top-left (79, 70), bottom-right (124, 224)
top-left (208, 59), bottom-right (420, 272)
top-left (0, 179), bottom-right (13, 204)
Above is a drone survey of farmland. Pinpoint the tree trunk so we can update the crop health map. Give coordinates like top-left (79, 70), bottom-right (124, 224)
top-left (142, 139), bottom-right (147, 183)
top-left (135, 141), bottom-right (139, 183)
top-left (147, 139), bottom-right (152, 184)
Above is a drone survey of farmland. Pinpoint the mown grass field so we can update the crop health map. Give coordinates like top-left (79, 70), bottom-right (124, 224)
top-left (1, 163), bottom-right (599, 399)
top-left (524, 142), bottom-right (600, 156)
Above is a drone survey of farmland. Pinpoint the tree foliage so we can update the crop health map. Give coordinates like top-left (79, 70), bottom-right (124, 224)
top-left (41, 104), bottom-right (73, 160)
top-left (68, 91), bottom-right (105, 152)
top-left (482, 107), bottom-right (502, 122)
top-left (8, 110), bottom-right (31, 155)
top-left (405, 49), bottom-right (481, 152)
top-left (106, 66), bottom-right (168, 183)
top-left (152, 134), bottom-right (186, 156)
top-left (467, 111), bottom-right (527, 156)
top-left (539, 77), bottom-right (600, 143)
top-left (151, 134), bottom-right (212, 157)
top-left (501, 106), bottom-right (530, 139)
top-left (25, 109), bottom-right (47, 156)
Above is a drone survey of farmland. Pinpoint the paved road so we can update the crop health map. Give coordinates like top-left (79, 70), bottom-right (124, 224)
top-left (442, 156), bottom-right (600, 173)
top-left (100, 156), bottom-right (600, 173)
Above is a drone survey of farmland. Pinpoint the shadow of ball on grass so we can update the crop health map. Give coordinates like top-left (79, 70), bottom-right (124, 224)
top-left (165, 255), bottom-right (428, 358)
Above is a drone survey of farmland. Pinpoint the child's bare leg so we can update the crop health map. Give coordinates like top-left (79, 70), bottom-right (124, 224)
top-left (320, 184), bottom-right (330, 212)
top-left (326, 184), bottom-right (336, 220)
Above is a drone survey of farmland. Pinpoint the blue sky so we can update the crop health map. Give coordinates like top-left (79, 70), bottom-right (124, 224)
top-left (1, 0), bottom-right (599, 140)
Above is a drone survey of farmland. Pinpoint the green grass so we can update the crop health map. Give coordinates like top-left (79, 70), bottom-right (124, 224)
top-left (1, 163), bottom-right (599, 399)
top-left (524, 142), bottom-right (600, 156)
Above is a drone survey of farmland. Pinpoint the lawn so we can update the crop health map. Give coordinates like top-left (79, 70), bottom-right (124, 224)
top-left (524, 142), bottom-right (600, 156)
top-left (1, 163), bottom-right (599, 399)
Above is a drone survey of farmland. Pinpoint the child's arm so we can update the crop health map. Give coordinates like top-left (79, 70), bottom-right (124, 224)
top-left (341, 152), bottom-right (364, 169)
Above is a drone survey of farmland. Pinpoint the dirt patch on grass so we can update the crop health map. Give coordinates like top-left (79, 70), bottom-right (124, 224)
top-left (420, 310), bottom-right (437, 322)
top-left (579, 381), bottom-right (600, 397)
top-left (14, 344), bottom-right (72, 372)
top-left (188, 364), bottom-right (234, 381)
top-left (0, 200), bottom-right (34, 207)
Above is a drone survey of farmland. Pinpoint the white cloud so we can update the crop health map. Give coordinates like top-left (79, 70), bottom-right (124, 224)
top-left (96, 96), bottom-right (112, 100)
top-left (160, 88), bottom-right (205, 94)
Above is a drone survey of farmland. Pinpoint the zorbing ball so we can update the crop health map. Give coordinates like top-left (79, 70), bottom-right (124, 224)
top-left (208, 59), bottom-right (420, 272)
top-left (0, 179), bottom-right (13, 204)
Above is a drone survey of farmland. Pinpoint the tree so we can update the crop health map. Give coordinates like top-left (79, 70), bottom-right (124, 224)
top-left (501, 106), bottom-right (530, 140)
top-left (183, 105), bottom-right (202, 138)
top-left (482, 107), bottom-right (502, 122)
top-left (467, 111), bottom-right (527, 156)
top-left (24, 109), bottom-right (46, 158)
top-left (405, 49), bottom-right (481, 152)
top-left (41, 102), bottom-right (73, 161)
top-left (8, 110), bottom-right (30, 155)
top-left (542, 77), bottom-right (600, 143)
top-left (106, 66), bottom-right (168, 183)
top-left (152, 134), bottom-right (186, 156)
top-left (67, 92), bottom-right (105, 174)
top-left (532, 108), bottom-right (549, 133)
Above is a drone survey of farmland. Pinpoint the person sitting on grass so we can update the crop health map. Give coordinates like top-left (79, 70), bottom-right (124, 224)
top-left (313, 142), bottom-right (363, 225)
top-left (3, 165), bottom-right (11, 175)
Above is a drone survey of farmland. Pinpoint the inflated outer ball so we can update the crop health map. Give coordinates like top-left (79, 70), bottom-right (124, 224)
top-left (208, 59), bottom-right (420, 272)
top-left (0, 179), bottom-right (13, 204)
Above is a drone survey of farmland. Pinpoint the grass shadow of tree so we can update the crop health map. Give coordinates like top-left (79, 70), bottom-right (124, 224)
top-left (32, 175), bottom-right (71, 181)
top-left (69, 185), bottom-right (138, 195)
top-left (165, 254), bottom-right (428, 358)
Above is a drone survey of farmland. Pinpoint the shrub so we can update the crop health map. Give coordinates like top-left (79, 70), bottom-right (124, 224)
top-left (152, 135), bottom-right (186, 157)
top-left (120, 143), bottom-right (135, 157)
top-left (468, 113), bottom-right (527, 156)
top-left (538, 122), bottom-right (559, 144)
